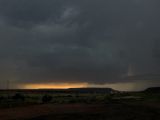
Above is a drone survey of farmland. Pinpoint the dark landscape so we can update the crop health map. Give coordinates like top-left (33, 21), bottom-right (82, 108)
top-left (0, 87), bottom-right (160, 120)
top-left (0, 0), bottom-right (160, 120)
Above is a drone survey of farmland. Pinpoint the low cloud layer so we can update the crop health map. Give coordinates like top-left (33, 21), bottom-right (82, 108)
top-left (0, 0), bottom-right (160, 90)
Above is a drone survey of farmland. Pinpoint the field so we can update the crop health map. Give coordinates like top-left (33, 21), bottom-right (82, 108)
top-left (0, 88), bottom-right (160, 120)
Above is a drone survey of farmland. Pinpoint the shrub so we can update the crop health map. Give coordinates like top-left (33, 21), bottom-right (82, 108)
top-left (42, 95), bottom-right (53, 103)
top-left (104, 95), bottom-right (113, 103)
top-left (0, 96), bottom-right (4, 101)
top-left (12, 93), bottom-right (25, 101)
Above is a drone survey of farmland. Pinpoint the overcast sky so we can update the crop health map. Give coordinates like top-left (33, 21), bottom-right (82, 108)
top-left (0, 0), bottom-right (160, 90)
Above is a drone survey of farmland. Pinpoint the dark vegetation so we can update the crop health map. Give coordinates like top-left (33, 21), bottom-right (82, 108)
top-left (0, 87), bottom-right (160, 106)
top-left (42, 95), bottom-right (53, 103)
top-left (145, 87), bottom-right (160, 93)
top-left (12, 93), bottom-right (25, 101)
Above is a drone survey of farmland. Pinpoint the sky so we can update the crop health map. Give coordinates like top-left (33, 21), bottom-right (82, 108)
top-left (0, 0), bottom-right (160, 91)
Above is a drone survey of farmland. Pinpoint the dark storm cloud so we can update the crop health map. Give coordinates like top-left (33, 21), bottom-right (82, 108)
top-left (0, 0), bottom-right (160, 87)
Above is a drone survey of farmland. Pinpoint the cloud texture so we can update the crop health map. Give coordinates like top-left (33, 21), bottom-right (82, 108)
top-left (0, 0), bottom-right (160, 89)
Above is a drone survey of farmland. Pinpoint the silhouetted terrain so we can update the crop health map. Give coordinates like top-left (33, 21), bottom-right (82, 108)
top-left (0, 87), bottom-right (160, 120)
top-left (0, 88), bottom-right (116, 94)
top-left (145, 87), bottom-right (160, 93)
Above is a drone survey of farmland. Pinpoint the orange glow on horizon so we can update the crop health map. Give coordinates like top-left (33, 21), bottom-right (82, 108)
top-left (22, 83), bottom-right (88, 89)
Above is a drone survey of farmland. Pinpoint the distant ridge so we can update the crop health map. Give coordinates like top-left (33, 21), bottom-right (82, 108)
top-left (0, 88), bottom-right (117, 94)
top-left (68, 88), bottom-right (117, 93)
top-left (145, 87), bottom-right (160, 93)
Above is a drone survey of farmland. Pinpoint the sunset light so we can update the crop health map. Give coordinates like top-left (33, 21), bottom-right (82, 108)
top-left (23, 83), bottom-right (89, 89)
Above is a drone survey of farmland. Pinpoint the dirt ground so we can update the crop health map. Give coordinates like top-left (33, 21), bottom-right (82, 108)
top-left (0, 104), bottom-right (111, 120)
top-left (0, 103), bottom-right (159, 120)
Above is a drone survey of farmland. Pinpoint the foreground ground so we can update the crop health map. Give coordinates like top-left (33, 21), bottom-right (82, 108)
top-left (0, 102), bottom-right (159, 120)
top-left (0, 89), bottom-right (160, 120)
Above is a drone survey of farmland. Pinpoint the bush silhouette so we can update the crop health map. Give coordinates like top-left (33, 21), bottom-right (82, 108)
top-left (0, 96), bottom-right (4, 102)
top-left (12, 93), bottom-right (25, 101)
top-left (42, 95), bottom-right (53, 103)
top-left (104, 95), bottom-right (113, 103)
